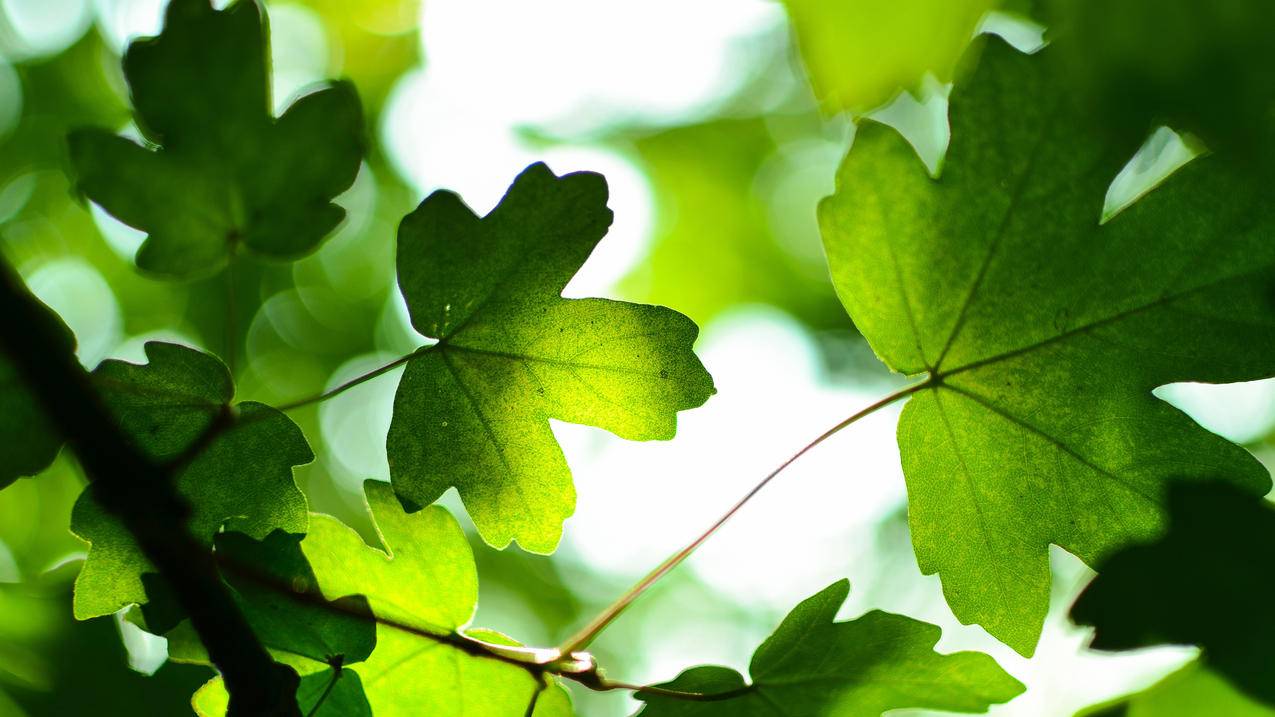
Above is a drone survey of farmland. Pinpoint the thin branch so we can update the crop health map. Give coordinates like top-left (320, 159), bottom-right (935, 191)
top-left (0, 260), bottom-right (300, 716)
top-left (275, 352), bottom-right (419, 412)
top-left (557, 380), bottom-right (931, 655)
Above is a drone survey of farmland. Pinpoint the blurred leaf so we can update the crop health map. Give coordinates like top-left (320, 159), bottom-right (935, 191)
top-left (1072, 483), bottom-right (1275, 706)
top-left (71, 342), bottom-right (311, 630)
top-left (636, 579), bottom-right (1022, 716)
top-left (67, 0), bottom-right (364, 278)
top-left (387, 162), bottom-right (715, 553)
top-left (0, 296), bottom-right (71, 488)
top-left (1045, 0), bottom-right (1275, 153)
top-left (0, 581), bottom-right (208, 716)
top-left (619, 118), bottom-right (847, 330)
top-left (280, 0), bottom-right (420, 111)
top-left (781, 0), bottom-right (994, 113)
top-left (820, 39), bottom-right (1275, 655)
top-left (1076, 660), bottom-right (1275, 717)
top-left (190, 480), bottom-right (573, 716)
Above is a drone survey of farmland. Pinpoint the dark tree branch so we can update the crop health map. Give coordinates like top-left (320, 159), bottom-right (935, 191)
top-left (0, 259), bottom-right (300, 717)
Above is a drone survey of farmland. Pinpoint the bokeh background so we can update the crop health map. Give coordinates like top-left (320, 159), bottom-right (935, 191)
top-left (0, 0), bottom-right (1273, 714)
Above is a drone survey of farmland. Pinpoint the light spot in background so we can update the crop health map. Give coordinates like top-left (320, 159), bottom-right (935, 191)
top-left (755, 136), bottom-right (845, 275)
top-left (91, 200), bottom-right (146, 261)
top-left (0, 58), bottom-right (20, 138)
top-left (24, 257), bottom-right (121, 367)
top-left (312, 163), bottom-right (389, 302)
top-left (115, 610), bottom-right (169, 675)
top-left (979, 10), bottom-right (1048, 54)
top-left (864, 75), bottom-right (950, 176)
top-left (319, 353), bottom-right (403, 492)
top-left (1104, 126), bottom-right (1201, 222)
top-left (0, 172), bottom-right (35, 223)
top-left (0, 0), bottom-right (92, 59)
top-left (1156, 380), bottom-right (1275, 445)
top-left (556, 307), bottom-right (909, 689)
top-left (93, 0), bottom-right (164, 52)
top-left (0, 540), bottom-right (20, 582)
top-left (268, 2), bottom-right (330, 111)
top-left (412, 0), bottom-right (780, 135)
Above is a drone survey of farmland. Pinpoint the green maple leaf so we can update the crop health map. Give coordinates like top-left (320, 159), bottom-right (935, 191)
top-left (71, 342), bottom-right (311, 629)
top-left (67, 0), bottom-right (364, 278)
top-left (636, 579), bottom-right (1023, 716)
top-left (0, 297), bottom-right (72, 488)
top-left (819, 39), bottom-right (1275, 655)
top-left (387, 162), bottom-right (715, 553)
top-left (188, 480), bottom-right (573, 716)
top-left (1076, 660), bottom-right (1275, 717)
top-left (1071, 482), bottom-right (1275, 707)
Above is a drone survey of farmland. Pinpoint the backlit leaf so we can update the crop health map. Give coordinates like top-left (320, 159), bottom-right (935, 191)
top-left (819, 39), bottom-right (1275, 654)
top-left (387, 162), bottom-right (715, 553)
top-left (636, 580), bottom-right (1023, 716)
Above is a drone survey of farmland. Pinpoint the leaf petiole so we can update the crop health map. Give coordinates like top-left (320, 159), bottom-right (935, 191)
top-left (275, 352), bottom-right (421, 412)
top-left (556, 379), bottom-right (931, 655)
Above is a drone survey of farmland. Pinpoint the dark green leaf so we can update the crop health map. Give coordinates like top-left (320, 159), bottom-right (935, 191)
top-left (1045, 0), bottom-right (1275, 152)
top-left (636, 580), bottom-right (1023, 716)
top-left (215, 530), bottom-right (375, 667)
top-left (388, 162), bottom-right (715, 553)
top-left (189, 480), bottom-right (573, 715)
top-left (819, 38), bottom-right (1275, 655)
top-left (0, 297), bottom-right (72, 488)
top-left (71, 342), bottom-right (311, 629)
top-left (194, 668), bottom-right (373, 717)
top-left (67, 0), bottom-right (364, 278)
top-left (1071, 483), bottom-right (1275, 706)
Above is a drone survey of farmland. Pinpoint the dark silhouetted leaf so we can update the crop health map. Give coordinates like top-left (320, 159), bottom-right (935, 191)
top-left (1072, 483), bottom-right (1275, 706)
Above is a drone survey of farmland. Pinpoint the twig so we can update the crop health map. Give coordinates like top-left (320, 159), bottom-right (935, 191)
top-left (558, 381), bottom-right (930, 654)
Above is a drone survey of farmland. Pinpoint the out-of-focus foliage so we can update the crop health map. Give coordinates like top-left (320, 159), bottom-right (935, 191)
top-left (0, 578), bottom-right (208, 715)
top-left (389, 163), bottom-right (714, 553)
top-left (779, 0), bottom-right (994, 113)
top-left (1072, 483), bottom-right (1275, 707)
top-left (1043, 0), bottom-right (1275, 153)
top-left (1076, 661), bottom-right (1275, 717)
top-left (68, 0), bottom-right (364, 277)
top-left (636, 580), bottom-right (1023, 715)
top-left (821, 38), bottom-right (1275, 656)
